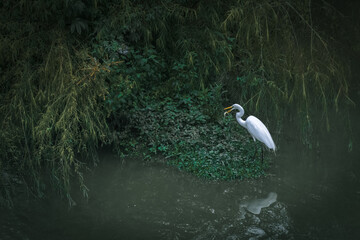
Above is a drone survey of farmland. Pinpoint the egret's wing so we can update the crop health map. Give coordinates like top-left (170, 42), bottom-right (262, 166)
top-left (246, 116), bottom-right (276, 150)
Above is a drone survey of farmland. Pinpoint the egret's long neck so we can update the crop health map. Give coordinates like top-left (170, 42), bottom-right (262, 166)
top-left (235, 107), bottom-right (246, 128)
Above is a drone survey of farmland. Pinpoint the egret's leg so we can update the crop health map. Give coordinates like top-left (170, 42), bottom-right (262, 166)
top-left (261, 146), bottom-right (264, 163)
top-left (252, 142), bottom-right (258, 160)
top-left (252, 148), bottom-right (257, 160)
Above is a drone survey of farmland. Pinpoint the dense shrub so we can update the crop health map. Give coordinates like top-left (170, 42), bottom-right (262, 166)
top-left (119, 92), bottom-right (269, 180)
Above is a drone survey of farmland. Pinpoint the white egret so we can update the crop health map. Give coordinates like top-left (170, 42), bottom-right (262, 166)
top-left (224, 104), bottom-right (275, 160)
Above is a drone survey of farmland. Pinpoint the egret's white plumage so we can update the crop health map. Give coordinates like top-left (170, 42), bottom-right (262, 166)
top-left (224, 104), bottom-right (276, 151)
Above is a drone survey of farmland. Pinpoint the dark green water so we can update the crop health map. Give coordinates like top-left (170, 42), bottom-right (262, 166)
top-left (1, 120), bottom-right (360, 239)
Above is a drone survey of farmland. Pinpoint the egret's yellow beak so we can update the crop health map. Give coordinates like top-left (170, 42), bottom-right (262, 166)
top-left (223, 106), bottom-right (234, 116)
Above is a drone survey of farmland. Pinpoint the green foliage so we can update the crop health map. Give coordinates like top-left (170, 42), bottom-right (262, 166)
top-left (0, 0), bottom-right (95, 36)
top-left (0, 30), bottom-right (110, 204)
top-left (96, 43), bottom-right (166, 111)
top-left (119, 1), bottom-right (353, 135)
top-left (118, 90), bottom-right (269, 180)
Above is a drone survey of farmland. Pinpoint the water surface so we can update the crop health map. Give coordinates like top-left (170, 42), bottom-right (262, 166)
top-left (1, 119), bottom-right (360, 240)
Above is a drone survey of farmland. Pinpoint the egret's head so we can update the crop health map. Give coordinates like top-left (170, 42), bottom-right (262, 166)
top-left (223, 104), bottom-right (242, 116)
top-left (223, 104), bottom-right (234, 116)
